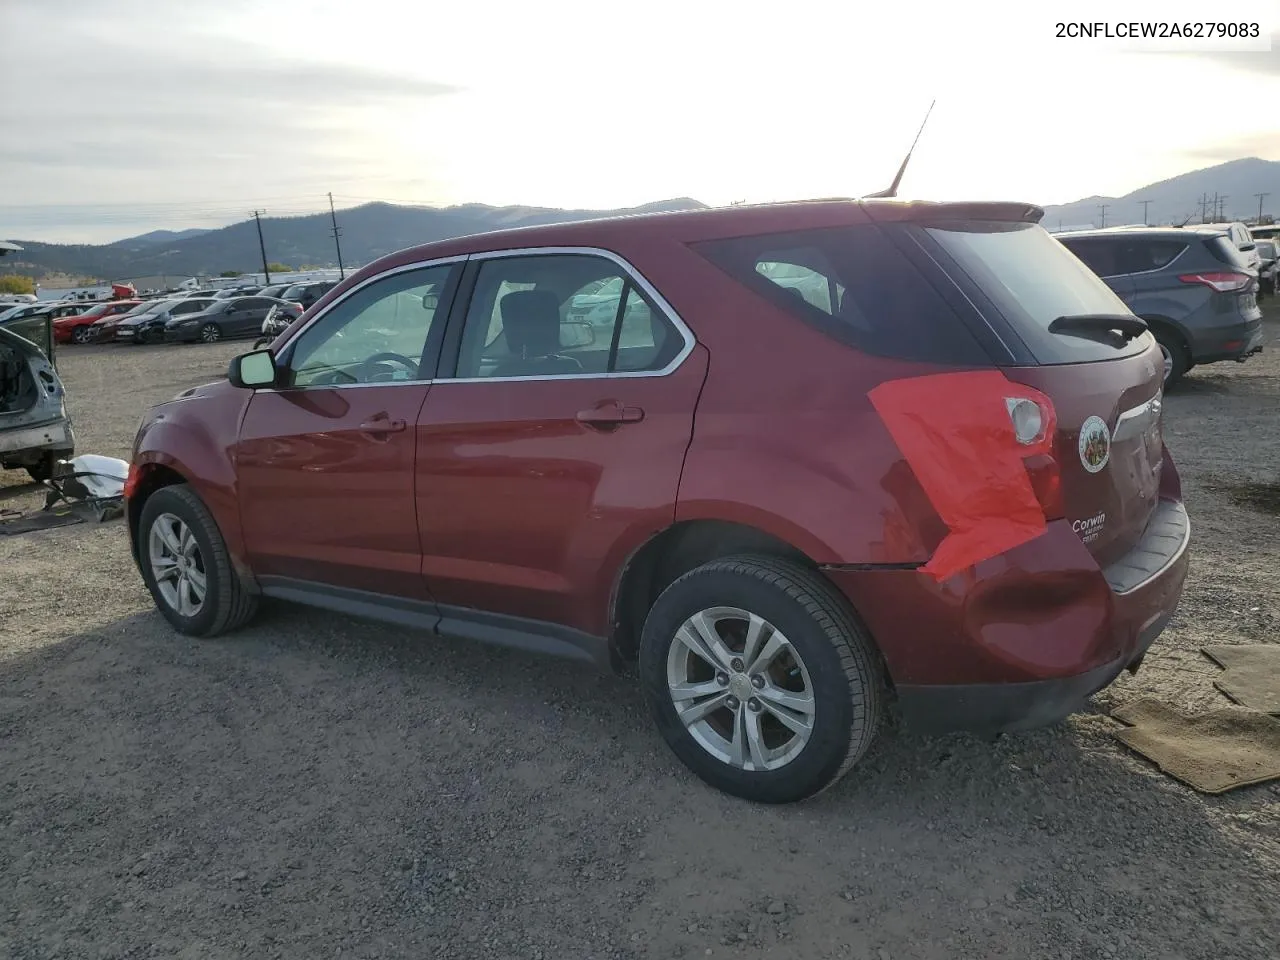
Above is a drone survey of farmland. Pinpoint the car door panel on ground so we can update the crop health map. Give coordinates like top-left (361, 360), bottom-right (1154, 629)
top-left (415, 252), bottom-right (707, 636)
top-left (234, 263), bottom-right (460, 599)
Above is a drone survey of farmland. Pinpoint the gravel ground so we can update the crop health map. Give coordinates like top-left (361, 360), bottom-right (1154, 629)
top-left (2, 324), bottom-right (1279, 960)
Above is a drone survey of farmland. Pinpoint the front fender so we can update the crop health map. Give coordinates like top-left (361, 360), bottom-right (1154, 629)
top-left (131, 385), bottom-right (251, 568)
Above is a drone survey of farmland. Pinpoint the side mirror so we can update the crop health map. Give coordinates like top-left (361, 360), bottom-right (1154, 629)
top-left (560, 320), bottom-right (595, 349)
top-left (228, 349), bottom-right (278, 389)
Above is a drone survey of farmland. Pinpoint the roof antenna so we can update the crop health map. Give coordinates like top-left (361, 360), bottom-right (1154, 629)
top-left (863, 99), bottom-right (936, 199)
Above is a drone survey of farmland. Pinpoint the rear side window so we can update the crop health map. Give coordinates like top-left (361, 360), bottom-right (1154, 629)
top-left (692, 225), bottom-right (989, 365)
top-left (924, 221), bottom-right (1146, 364)
top-left (1205, 235), bottom-right (1250, 268)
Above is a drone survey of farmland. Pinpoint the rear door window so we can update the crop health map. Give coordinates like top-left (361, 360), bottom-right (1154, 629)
top-left (449, 254), bottom-right (684, 378)
top-left (1117, 239), bottom-right (1187, 273)
top-left (693, 225), bottom-right (990, 365)
top-left (923, 220), bottom-right (1148, 364)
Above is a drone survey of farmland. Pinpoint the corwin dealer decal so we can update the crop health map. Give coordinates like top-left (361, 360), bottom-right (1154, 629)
top-left (1073, 511), bottom-right (1107, 544)
top-left (1078, 415), bottom-right (1111, 473)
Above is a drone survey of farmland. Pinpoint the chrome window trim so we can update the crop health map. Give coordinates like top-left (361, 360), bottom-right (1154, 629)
top-left (441, 245), bottom-right (695, 384)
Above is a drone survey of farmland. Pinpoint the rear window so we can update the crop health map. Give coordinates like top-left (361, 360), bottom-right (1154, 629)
top-left (692, 224), bottom-right (989, 365)
top-left (1205, 235), bottom-right (1252, 269)
top-left (924, 221), bottom-right (1147, 364)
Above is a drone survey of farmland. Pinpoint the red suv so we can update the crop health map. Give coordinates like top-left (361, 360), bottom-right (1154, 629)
top-left (126, 200), bottom-right (1189, 803)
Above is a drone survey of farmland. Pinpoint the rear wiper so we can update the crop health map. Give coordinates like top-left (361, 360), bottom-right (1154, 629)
top-left (1048, 313), bottom-right (1148, 343)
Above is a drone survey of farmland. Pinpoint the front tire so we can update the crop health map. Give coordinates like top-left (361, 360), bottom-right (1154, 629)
top-left (138, 485), bottom-right (258, 637)
top-left (638, 555), bottom-right (884, 803)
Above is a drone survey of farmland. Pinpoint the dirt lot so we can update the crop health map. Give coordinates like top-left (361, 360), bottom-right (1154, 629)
top-left (3, 325), bottom-right (1279, 960)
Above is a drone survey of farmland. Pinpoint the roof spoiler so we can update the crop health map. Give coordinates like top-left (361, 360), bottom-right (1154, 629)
top-left (862, 100), bottom-right (936, 200)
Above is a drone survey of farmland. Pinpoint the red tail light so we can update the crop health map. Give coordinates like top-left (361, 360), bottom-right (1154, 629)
top-left (1178, 271), bottom-right (1252, 292)
top-left (123, 462), bottom-right (141, 500)
top-left (1004, 393), bottom-right (1063, 520)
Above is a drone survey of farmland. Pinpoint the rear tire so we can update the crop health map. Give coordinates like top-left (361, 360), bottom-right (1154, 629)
top-left (138, 485), bottom-right (258, 637)
top-left (200, 323), bottom-right (222, 343)
top-left (1153, 330), bottom-right (1189, 388)
top-left (638, 555), bottom-right (884, 803)
top-left (71, 326), bottom-right (93, 344)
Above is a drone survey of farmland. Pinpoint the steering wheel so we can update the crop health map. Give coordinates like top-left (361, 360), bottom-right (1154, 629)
top-left (356, 351), bottom-right (419, 381)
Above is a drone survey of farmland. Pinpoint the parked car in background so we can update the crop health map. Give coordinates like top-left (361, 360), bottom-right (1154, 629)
top-left (34, 302), bottom-right (88, 322)
top-left (212, 285), bottom-right (263, 299)
top-left (164, 296), bottom-right (294, 343)
top-left (53, 299), bottom-right (142, 343)
top-left (93, 300), bottom-right (167, 341)
top-left (127, 199), bottom-right (1189, 803)
top-left (257, 283), bottom-right (293, 300)
top-left (1, 311), bottom-right (74, 481)
top-left (1056, 226), bottom-right (1263, 385)
top-left (1255, 239), bottom-right (1278, 295)
top-left (175, 288), bottom-right (218, 300)
top-left (279, 280), bottom-right (338, 311)
top-left (0, 301), bottom-right (59, 325)
top-left (1199, 221), bottom-right (1261, 275)
top-left (116, 297), bottom-right (218, 344)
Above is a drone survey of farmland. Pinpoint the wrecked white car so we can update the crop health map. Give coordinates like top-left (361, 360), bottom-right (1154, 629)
top-left (0, 313), bottom-right (75, 482)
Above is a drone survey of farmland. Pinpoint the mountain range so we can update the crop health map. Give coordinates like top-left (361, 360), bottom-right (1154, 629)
top-left (2, 199), bottom-right (705, 282)
top-left (5, 157), bottom-right (1280, 281)
top-left (1039, 157), bottom-right (1280, 230)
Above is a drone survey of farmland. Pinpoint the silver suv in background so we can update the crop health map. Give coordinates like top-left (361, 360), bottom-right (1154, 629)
top-left (1056, 226), bottom-right (1264, 386)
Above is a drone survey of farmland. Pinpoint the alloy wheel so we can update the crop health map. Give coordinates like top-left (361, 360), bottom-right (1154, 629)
top-left (148, 512), bottom-right (207, 617)
top-left (665, 606), bottom-right (815, 772)
top-left (1158, 342), bottom-right (1174, 384)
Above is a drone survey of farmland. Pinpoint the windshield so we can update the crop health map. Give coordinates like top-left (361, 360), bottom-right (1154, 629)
top-left (924, 220), bottom-right (1147, 364)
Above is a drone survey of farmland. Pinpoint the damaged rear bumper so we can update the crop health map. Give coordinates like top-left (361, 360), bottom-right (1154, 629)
top-left (894, 609), bottom-right (1171, 734)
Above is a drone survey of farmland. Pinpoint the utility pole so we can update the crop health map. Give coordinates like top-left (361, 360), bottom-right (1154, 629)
top-left (1257, 192), bottom-right (1270, 224)
top-left (253, 211), bottom-right (271, 284)
top-left (1200, 193), bottom-right (1208, 223)
top-left (1098, 203), bottom-right (1109, 228)
top-left (1139, 199), bottom-right (1151, 225)
top-left (328, 192), bottom-right (346, 280)
top-left (1217, 195), bottom-right (1228, 220)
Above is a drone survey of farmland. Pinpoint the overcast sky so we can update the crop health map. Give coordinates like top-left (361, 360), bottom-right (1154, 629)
top-left (2, 0), bottom-right (1279, 242)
